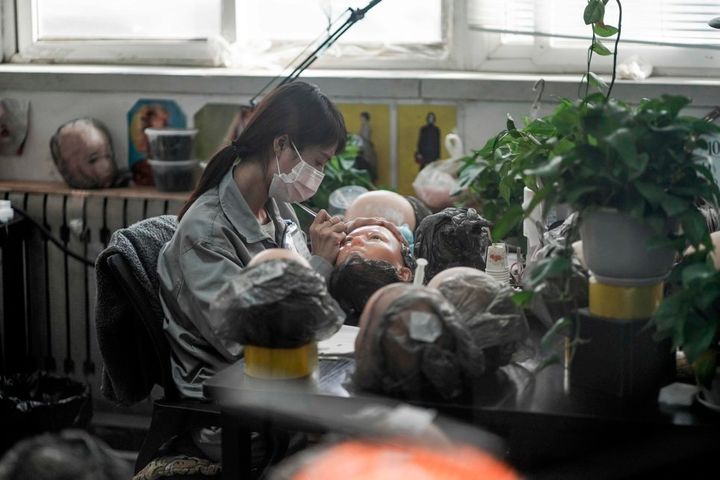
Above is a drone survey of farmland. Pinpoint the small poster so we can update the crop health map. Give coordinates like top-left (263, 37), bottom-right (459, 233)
top-left (194, 103), bottom-right (253, 162)
top-left (336, 103), bottom-right (390, 188)
top-left (127, 99), bottom-right (186, 184)
top-left (397, 104), bottom-right (457, 195)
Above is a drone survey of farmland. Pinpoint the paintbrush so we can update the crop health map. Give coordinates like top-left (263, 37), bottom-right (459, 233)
top-left (294, 202), bottom-right (317, 218)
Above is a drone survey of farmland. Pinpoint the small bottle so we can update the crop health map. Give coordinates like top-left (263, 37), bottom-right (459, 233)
top-left (413, 258), bottom-right (428, 286)
top-left (0, 200), bottom-right (13, 223)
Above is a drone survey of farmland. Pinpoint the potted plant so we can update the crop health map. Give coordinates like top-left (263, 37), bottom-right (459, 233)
top-left (474, 0), bottom-right (720, 398)
top-left (653, 251), bottom-right (720, 408)
top-left (491, 0), bottom-right (720, 288)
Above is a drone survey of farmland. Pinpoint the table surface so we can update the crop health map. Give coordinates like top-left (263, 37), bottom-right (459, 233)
top-left (203, 326), bottom-right (720, 476)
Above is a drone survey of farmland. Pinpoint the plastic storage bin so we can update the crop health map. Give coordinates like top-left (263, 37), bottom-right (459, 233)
top-left (149, 159), bottom-right (197, 192)
top-left (145, 128), bottom-right (198, 161)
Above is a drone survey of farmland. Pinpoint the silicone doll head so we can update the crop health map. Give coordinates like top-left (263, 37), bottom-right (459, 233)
top-left (345, 190), bottom-right (417, 230)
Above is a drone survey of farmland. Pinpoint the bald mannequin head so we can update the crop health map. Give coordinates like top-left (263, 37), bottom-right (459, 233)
top-left (346, 191), bottom-right (417, 230)
top-left (249, 248), bottom-right (311, 268)
top-left (50, 118), bottom-right (118, 189)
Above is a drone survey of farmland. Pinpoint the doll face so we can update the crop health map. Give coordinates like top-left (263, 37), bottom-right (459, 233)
top-left (52, 119), bottom-right (117, 189)
top-left (337, 225), bottom-right (406, 271)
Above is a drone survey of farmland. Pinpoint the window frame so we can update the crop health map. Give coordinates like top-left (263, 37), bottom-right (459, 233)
top-left (9, 0), bottom-right (236, 66)
top-left (469, 1), bottom-right (720, 76)
top-left (5, 0), bottom-right (458, 70)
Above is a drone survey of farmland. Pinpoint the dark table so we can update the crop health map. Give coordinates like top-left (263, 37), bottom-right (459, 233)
top-left (204, 350), bottom-right (719, 479)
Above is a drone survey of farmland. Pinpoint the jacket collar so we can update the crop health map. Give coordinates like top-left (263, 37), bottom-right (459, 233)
top-left (218, 166), bottom-right (284, 244)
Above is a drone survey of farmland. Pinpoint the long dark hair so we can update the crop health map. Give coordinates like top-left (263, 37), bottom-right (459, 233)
top-left (179, 81), bottom-right (347, 219)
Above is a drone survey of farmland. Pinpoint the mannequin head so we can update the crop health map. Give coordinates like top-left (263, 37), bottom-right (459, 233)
top-left (414, 207), bottom-right (493, 282)
top-left (353, 284), bottom-right (483, 400)
top-left (329, 225), bottom-right (414, 325)
top-left (209, 257), bottom-right (344, 350)
top-left (429, 267), bottom-right (529, 374)
top-left (249, 248), bottom-right (310, 268)
top-left (345, 190), bottom-right (417, 230)
top-left (50, 118), bottom-right (118, 189)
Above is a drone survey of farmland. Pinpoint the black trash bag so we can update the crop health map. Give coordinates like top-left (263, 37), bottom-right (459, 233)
top-left (354, 285), bottom-right (484, 401)
top-left (0, 372), bottom-right (92, 453)
top-left (208, 259), bottom-right (345, 349)
top-left (414, 207), bottom-right (493, 282)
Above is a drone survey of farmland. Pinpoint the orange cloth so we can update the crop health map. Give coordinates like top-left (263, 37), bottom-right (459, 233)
top-left (292, 441), bottom-right (519, 480)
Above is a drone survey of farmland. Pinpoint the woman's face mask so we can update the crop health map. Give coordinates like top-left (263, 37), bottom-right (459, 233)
top-left (268, 141), bottom-right (325, 203)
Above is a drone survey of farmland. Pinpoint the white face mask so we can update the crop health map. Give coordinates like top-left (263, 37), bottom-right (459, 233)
top-left (268, 141), bottom-right (325, 203)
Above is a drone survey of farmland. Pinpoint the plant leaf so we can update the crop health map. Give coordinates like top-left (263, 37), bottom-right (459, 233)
top-left (524, 155), bottom-right (563, 177)
top-left (541, 316), bottom-right (573, 351)
top-left (492, 204), bottom-right (524, 240)
top-left (693, 350), bottom-right (719, 387)
top-left (583, 0), bottom-right (605, 24)
top-left (588, 71), bottom-right (608, 89)
top-left (681, 262), bottom-right (717, 287)
top-left (528, 255), bottom-right (571, 287)
top-left (606, 128), bottom-right (637, 166)
top-left (682, 314), bottom-right (717, 363)
top-left (681, 209), bottom-right (708, 246)
top-left (512, 290), bottom-right (535, 307)
top-left (635, 182), bottom-right (666, 206)
top-left (591, 40), bottom-right (612, 56)
top-left (593, 23), bottom-right (618, 37)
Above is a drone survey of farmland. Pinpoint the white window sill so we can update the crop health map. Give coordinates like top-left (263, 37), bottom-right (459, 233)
top-left (1, 64), bottom-right (719, 106)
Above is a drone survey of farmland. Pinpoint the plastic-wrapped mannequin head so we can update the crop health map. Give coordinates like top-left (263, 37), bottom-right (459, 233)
top-left (414, 208), bottom-right (493, 283)
top-left (428, 267), bottom-right (529, 374)
top-left (209, 250), bottom-right (344, 349)
top-left (345, 190), bottom-right (417, 229)
top-left (50, 118), bottom-right (118, 189)
top-left (329, 225), bottom-right (415, 325)
top-left (248, 248), bottom-right (311, 268)
top-left (354, 284), bottom-right (484, 400)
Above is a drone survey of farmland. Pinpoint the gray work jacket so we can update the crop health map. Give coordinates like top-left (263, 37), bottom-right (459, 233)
top-left (157, 167), bottom-right (332, 398)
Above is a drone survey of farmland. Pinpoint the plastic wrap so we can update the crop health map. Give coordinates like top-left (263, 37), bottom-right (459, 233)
top-left (412, 158), bottom-right (464, 210)
top-left (208, 259), bottom-right (344, 349)
top-left (432, 269), bottom-right (529, 373)
top-left (524, 214), bottom-right (589, 328)
top-left (414, 207), bottom-right (493, 282)
top-left (354, 285), bottom-right (484, 401)
top-left (404, 195), bottom-right (432, 231)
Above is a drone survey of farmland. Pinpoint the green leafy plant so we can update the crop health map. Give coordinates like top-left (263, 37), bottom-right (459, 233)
top-left (455, 115), bottom-right (557, 240)
top-left (654, 251), bottom-right (720, 388)
top-left (469, 0), bottom-right (720, 377)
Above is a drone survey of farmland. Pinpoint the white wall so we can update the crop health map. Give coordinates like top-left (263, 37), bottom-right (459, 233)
top-left (2, 66), bottom-right (719, 184)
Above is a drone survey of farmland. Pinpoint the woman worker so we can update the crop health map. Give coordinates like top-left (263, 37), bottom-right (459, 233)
top-left (158, 81), bottom-right (350, 400)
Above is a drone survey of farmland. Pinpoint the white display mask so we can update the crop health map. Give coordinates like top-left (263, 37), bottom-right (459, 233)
top-left (268, 141), bottom-right (325, 203)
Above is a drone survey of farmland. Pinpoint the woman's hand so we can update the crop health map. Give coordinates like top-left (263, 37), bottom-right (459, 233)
top-left (310, 209), bottom-right (347, 264)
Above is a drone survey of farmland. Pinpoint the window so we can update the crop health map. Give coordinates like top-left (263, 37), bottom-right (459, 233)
top-left (6, 0), bottom-right (448, 69)
top-left (469, 0), bottom-right (720, 74)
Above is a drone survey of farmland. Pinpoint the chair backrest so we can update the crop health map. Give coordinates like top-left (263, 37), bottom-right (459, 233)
top-left (105, 252), bottom-right (180, 400)
top-left (98, 215), bottom-right (180, 403)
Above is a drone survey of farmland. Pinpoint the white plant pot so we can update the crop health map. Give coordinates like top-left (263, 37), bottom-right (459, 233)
top-left (580, 209), bottom-right (675, 286)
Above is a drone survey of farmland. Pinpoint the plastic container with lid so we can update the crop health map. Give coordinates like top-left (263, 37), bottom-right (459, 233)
top-left (145, 128), bottom-right (198, 161)
top-left (148, 159), bottom-right (198, 192)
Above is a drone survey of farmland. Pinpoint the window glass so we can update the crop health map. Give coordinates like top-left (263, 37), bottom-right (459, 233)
top-left (36, 0), bottom-right (221, 40)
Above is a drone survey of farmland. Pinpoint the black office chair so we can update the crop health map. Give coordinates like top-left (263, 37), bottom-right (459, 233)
top-left (95, 215), bottom-right (221, 474)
